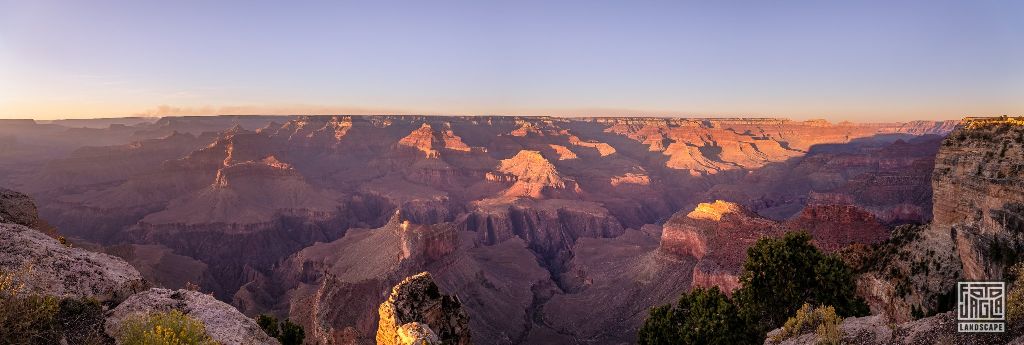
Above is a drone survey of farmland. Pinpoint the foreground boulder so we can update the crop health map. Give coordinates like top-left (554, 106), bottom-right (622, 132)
top-left (0, 222), bottom-right (147, 304)
top-left (105, 288), bottom-right (279, 345)
top-left (377, 272), bottom-right (471, 345)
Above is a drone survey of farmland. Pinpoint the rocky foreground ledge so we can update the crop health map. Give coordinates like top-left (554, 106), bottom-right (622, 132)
top-left (105, 288), bottom-right (280, 345)
top-left (1, 187), bottom-right (280, 344)
top-left (0, 222), bottom-right (147, 305)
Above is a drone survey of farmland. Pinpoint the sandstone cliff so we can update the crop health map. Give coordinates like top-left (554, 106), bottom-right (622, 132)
top-left (660, 200), bottom-right (784, 292)
top-left (376, 272), bottom-right (471, 345)
top-left (932, 118), bottom-right (1024, 280)
top-left (847, 118), bottom-right (1022, 327)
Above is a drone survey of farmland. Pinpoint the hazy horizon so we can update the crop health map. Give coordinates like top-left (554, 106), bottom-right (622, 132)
top-left (2, 112), bottom-right (974, 123)
top-left (2, 0), bottom-right (1022, 121)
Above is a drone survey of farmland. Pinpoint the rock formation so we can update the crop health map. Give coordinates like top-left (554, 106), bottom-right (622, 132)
top-left (377, 272), bottom-right (471, 345)
top-left (0, 187), bottom-right (57, 237)
top-left (488, 150), bottom-right (581, 198)
top-left (784, 204), bottom-right (890, 252)
top-left (932, 118), bottom-right (1024, 280)
top-left (0, 222), bottom-right (148, 304)
top-left (660, 200), bottom-right (784, 292)
top-left (105, 288), bottom-right (280, 345)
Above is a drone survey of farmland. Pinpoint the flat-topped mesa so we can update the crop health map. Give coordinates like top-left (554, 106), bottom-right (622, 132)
top-left (567, 134), bottom-right (616, 156)
top-left (962, 115), bottom-right (1024, 129)
top-left (487, 150), bottom-right (581, 198)
top-left (213, 155), bottom-right (299, 188)
top-left (661, 200), bottom-right (784, 292)
top-left (377, 272), bottom-right (472, 345)
top-left (661, 200), bottom-right (778, 258)
top-left (686, 199), bottom-right (754, 221)
top-left (397, 123), bottom-right (472, 158)
top-left (932, 118), bottom-right (1024, 280)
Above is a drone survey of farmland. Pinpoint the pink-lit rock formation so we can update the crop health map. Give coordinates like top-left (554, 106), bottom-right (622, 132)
top-left (931, 119), bottom-right (1024, 280)
top-left (376, 272), bottom-right (471, 345)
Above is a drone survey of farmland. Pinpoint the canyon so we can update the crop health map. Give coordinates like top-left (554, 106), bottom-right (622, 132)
top-left (0, 115), bottom-right (966, 344)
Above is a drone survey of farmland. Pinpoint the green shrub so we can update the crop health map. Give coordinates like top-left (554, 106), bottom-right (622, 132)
top-left (279, 319), bottom-right (305, 345)
top-left (56, 298), bottom-right (109, 344)
top-left (771, 304), bottom-right (843, 345)
top-left (734, 232), bottom-right (868, 337)
top-left (0, 266), bottom-right (110, 344)
top-left (117, 310), bottom-right (218, 345)
top-left (0, 293), bottom-right (61, 343)
top-left (637, 287), bottom-right (751, 345)
top-left (256, 314), bottom-right (280, 338)
top-left (255, 314), bottom-right (304, 345)
top-left (637, 232), bottom-right (870, 343)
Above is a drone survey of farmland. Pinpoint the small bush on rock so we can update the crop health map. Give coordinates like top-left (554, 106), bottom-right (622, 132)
top-left (0, 265), bottom-right (111, 344)
top-left (771, 304), bottom-right (843, 345)
top-left (117, 310), bottom-right (218, 345)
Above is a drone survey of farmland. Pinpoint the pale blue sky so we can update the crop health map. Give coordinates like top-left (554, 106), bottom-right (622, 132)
top-left (0, 0), bottom-right (1021, 120)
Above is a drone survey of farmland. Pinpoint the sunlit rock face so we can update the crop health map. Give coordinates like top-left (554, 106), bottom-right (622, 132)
top-left (487, 150), bottom-right (582, 199)
top-left (0, 115), bottom-right (957, 345)
top-left (660, 200), bottom-right (784, 292)
top-left (660, 200), bottom-right (892, 293)
top-left (376, 272), bottom-right (471, 345)
top-left (931, 119), bottom-right (1024, 280)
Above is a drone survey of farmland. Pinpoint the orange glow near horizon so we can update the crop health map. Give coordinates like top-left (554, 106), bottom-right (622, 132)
top-left (0, 102), bottom-right (1015, 122)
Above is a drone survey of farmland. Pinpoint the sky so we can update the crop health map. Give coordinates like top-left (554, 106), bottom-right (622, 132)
top-left (0, 0), bottom-right (1021, 121)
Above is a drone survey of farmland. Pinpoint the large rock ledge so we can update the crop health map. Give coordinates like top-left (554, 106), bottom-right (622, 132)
top-left (0, 222), bottom-right (147, 304)
top-left (105, 288), bottom-right (279, 345)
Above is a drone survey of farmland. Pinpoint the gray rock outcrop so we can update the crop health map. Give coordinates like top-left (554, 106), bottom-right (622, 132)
top-left (105, 288), bottom-right (279, 345)
top-left (0, 222), bottom-right (147, 304)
